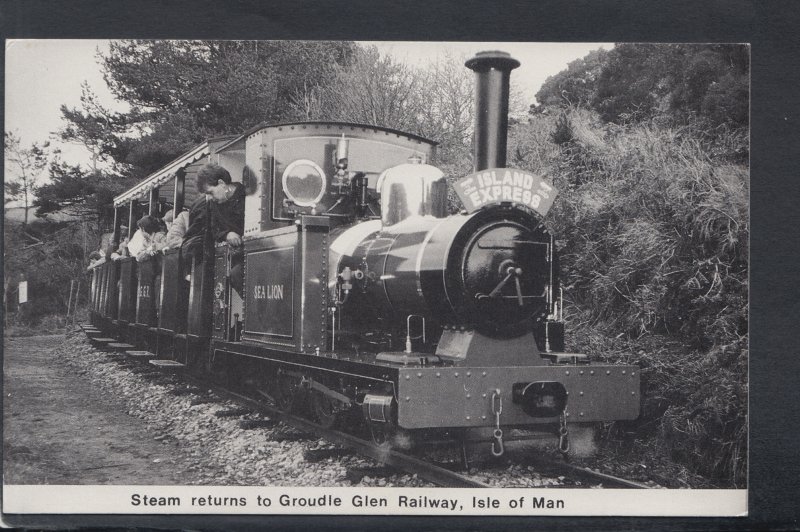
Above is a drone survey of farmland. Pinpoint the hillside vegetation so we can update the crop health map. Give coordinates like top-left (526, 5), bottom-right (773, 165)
top-left (507, 107), bottom-right (748, 486)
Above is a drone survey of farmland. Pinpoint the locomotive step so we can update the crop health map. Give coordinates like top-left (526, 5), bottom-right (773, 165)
top-left (126, 350), bottom-right (157, 359)
top-left (105, 342), bottom-right (136, 351)
top-left (89, 337), bottom-right (116, 343)
top-left (149, 359), bottom-right (186, 370)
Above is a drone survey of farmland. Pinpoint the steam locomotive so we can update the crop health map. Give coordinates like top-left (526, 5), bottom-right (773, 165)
top-left (88, 51), bottom-right (640, 455)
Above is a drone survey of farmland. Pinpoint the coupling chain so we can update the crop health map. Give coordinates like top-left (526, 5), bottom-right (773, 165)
top-left (558, 410), bottom-right (570, 456)
top-left (491, 389), bottom-right (504, 457)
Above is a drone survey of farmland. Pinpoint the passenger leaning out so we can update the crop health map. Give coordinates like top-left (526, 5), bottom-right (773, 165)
top-left (129, 215), bottom-right (166, 262)
top-left (162, 207), bottom-right (191, 250)
top-left (181, 164), bottom-right (245, 292)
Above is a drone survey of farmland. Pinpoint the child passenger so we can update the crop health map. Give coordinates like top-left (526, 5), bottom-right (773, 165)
top-left (128, 215), bottom-right (166, 262)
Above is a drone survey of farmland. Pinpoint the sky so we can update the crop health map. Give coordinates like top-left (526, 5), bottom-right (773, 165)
top-left (4, 40), bottom-right (611, 194)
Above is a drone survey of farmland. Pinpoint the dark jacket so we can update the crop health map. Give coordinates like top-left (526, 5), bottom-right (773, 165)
top-left (209, 182), bottom-right (246, 243)
top-left (181, 195), bottom-right (210, 261)
top-left (180, 183), bottom-right (246, 262)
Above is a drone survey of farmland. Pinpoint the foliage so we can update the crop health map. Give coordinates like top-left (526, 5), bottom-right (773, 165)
top-left (57, 82), bottom-right (129, 172)
top-left (535, 44), bottom-right (749, 129)
top-left (309, 46), bottom-right (422, 131)
top-left (4, 220), bottom-right (98, 325)
top-left (534, 48), bottom-right (609, 109)
top-left (509, 106), bottom-right (748, 485)
top-left (5, 312), bottom-right (71, 337)
top-left (513, 108), bottom-right (748, 348)
top-left (310, 46), bottom-right (476, 194)
top-left (4, 131), bottom-right (50, 225)
top-left (34, 160), bottom-right (135, 226)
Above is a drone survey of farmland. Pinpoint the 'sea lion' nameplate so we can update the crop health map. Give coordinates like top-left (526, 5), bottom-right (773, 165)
top-left (454, 168), bottom-right (558, 217)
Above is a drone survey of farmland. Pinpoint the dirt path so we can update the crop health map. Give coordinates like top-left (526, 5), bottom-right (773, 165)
top-left (3, 334), bottom-right (202, 485)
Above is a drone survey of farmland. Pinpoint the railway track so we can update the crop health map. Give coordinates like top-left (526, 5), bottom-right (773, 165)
top-left (213, 386), bottom-right (492, 488)
top-left (219, 383), bottom-right (651, 489)
top-left (84, 327), bottom-right (649, 490)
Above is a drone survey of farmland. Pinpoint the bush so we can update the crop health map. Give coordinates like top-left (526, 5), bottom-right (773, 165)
top-left (5, 221), bottom-right (100, 326)
top-left (5, 312), bottom-right (70, 336)
top-left (509, 108), bottom-right (748, 486)
top-left (513, 109), bottom-right (748, 349)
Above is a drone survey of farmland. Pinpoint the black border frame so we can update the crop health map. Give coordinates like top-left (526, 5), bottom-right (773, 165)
top-left (2, 0), bottom-right (798, 529)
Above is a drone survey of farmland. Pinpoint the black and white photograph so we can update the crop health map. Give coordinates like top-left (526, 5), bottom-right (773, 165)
top-left (4, 38), bottom-right (749, 519)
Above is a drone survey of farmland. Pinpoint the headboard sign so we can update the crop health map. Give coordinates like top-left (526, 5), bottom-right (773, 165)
top-left (453, 167), bottom-right (558, 217)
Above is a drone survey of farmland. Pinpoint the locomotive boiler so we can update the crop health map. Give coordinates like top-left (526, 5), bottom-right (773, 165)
top-left (89, 51), bottom-right (641, 455)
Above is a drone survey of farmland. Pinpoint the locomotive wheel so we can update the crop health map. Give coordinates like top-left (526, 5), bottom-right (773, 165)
top-left (273, 371), bottom-right (300, 413)
top-left (369, 422), bottom-right (396, 448)
top-left (311, 391), bottom-right (343, 429)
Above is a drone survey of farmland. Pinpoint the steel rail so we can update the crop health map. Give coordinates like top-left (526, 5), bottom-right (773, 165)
top-left (527, 457), bottom-right (651, 489)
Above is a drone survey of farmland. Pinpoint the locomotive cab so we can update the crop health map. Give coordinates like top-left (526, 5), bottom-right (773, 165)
top-left (224, 122), bottom-right (439, 352)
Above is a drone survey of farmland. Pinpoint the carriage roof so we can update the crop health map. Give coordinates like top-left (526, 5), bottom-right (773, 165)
top-left (112, 122), bottom-right (437, 207)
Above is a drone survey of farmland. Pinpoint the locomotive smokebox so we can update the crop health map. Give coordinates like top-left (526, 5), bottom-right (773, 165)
top-left (466, 51), bottom-right (520, 172)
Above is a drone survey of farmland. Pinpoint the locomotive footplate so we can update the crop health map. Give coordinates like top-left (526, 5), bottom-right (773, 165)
top-left (395, 365), bottom-right (640, 429)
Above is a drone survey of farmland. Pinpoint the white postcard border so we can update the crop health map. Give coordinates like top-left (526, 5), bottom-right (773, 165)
top-left (3, 485), bottom-right (747, 517)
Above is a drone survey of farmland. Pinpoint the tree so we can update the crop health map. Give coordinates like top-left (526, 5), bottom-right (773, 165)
top-left (90, 40), bottom-right (356, 178)
top-left (591, 44), bottom-right (749, 127)
top-left (313, 46), bottom-right (425, 132)
top-left (57, 82), bottom-right (129, 172)
top-left (414, 54), bottom-right (475, 171)
top-left (312, 47), bottom-right (477, 180)
top-left (535, 44), bottom-right (749, 129)
top-left (34, 160), bottom-right (134, 226)
top-left (4, 131), bottom-right (50, 225)
top-left (534, 48), bottom-right (609, 110)
top-left (4, 218), bottom-right (97, 325)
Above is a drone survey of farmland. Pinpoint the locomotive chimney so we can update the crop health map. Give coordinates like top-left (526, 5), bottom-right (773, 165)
top-left (465, 51), bottom-right (520, 172)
